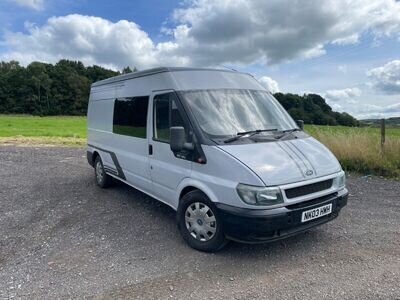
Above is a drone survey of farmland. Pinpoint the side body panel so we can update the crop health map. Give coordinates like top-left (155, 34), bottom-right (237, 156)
top-left (181, 145), bottom-right (264, 208)
top-left (87, 84), bottom-right (117, 170)
top-left (87, 82), bottom-right (152, 192)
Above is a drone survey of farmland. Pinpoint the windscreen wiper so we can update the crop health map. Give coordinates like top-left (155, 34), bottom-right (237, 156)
top-left (224, 129), bottom-right (278, 144)
top-left (277, 128), bottom-right (302, 140)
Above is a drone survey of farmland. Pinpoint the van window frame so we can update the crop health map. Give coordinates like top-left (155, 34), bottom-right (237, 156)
top-left (176, 89), bottom-right (302, 146)
top-left (112, 95), bottom-right (150, 139)
top-left (152, 91), bottom-right (188, 144)
top-left (150, 90), bottom-right (208, 164)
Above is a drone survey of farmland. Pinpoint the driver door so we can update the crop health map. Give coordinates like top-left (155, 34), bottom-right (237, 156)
top-left (148, 91), bottom-right (192, 208)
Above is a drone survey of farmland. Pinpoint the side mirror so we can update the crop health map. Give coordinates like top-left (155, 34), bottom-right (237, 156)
top-left (296, 120), bottom-right (304, 130)
top-left (170, 126), bottom-right (194, 152)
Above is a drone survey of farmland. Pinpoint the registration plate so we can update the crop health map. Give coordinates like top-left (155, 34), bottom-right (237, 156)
top-left (301, 203), bottom-right (332, 223)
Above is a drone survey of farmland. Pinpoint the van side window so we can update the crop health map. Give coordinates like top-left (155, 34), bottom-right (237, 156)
top-left (113, 96), bottom-right (149, 138)
top-left (153, 92), bottom-right (185, 143)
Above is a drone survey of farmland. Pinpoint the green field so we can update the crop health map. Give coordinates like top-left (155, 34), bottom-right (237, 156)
top-left (0, 115), bottom-right (87, 138)
top-left (1, 115), bottom-right (399, 177)
top-left (305, 124), bottom-right (400, 178)
top-left (305, 124), bottom-right (400, 138)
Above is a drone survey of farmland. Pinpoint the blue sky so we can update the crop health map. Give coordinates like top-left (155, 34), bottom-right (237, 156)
top-left (0, 1), bottom-right (181, 41)
top-left (1, 0), bottom-right (400, 119)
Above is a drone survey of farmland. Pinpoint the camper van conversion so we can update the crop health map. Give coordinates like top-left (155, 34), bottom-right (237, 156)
top-left (87, 67), bottom-right (348, 252)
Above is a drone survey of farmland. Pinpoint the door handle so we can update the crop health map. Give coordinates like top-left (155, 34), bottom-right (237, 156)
top-left (149, 144), bottom-right (153, 155)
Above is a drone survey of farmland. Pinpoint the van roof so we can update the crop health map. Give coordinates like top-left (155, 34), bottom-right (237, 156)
top-left (91, 67), bottom-right (244, 87)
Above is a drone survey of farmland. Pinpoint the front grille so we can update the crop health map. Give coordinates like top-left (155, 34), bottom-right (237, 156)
top-left (285, 192), bottom-right (337, 209)
top-left (284, 179), bottom-right (333, 199)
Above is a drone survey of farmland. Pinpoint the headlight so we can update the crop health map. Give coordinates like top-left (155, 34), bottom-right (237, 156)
top-left (333, 173), bottom-right (346, 189)
top-left (236, 183), bottom-right (283, 206)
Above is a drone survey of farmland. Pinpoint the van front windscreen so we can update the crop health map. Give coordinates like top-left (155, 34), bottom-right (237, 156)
top-left (180, 89), bottom-right (298, 137)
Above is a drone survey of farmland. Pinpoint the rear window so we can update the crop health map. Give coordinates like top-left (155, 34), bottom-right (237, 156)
top-left (113, 96), bottom-right (149, 138)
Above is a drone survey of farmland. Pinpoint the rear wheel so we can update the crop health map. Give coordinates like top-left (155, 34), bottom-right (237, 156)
top-left (177, 190), bottom-right (228, 252)
top-left (94, 156), bottom-right (113, 188)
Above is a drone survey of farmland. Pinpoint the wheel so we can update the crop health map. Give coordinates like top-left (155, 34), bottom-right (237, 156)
top-left (177, 190), bottom-right (228, 252)
top-left (94, 156), bottom-right (113, 188)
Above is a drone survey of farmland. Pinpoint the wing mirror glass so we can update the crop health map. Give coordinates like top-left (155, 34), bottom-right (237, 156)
top-left (170, 126), bottom-right (194, 152)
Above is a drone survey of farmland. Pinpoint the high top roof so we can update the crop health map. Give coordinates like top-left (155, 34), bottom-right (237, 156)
top-left (91, 67), bottom-right (243, 87)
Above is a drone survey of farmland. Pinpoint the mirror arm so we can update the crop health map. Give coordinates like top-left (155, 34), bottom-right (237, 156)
top-left (183, 142), bottom-right (195, 151)
top-left (296, 120), bottom-right (304, 130)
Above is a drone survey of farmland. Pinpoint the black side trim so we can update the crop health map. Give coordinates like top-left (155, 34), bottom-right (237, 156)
top-left (87, 144), bottom-right (126, 180)
top-left (103, 167), bottom-right (118, 176)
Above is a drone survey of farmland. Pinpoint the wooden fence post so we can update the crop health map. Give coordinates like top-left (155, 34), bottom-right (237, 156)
top-left (381, 118), bottom-right (385, 148)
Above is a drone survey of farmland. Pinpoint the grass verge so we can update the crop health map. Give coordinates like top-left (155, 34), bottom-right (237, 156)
top-left (0, 136), bottom-right (86, 147)
top-left (306, 125), bottom-right (400, 178)
top-left (0, 115), bottom-right (86, 146)
top-left (0, 115), bottom-right (86, 138)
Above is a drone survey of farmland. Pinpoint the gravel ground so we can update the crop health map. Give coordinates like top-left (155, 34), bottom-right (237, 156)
top-left (0, 146), bottom-right (399, 299)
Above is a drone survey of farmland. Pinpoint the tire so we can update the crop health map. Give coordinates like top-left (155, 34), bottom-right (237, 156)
top-left (94, 156), bottom-right (113, 188)
top-left (177, 190), bottom-right (228, 252)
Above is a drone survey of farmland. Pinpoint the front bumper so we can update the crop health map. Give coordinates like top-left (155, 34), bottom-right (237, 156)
top-left (216, 190), bottom-right (348, 243)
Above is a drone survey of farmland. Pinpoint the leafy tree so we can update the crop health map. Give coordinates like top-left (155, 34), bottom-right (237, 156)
top-left (273, 92), bottom-right (359, 126)
top-left (0, 59), bottom-right (359, 126)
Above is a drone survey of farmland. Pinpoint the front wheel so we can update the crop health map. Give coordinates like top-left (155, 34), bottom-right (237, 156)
top-left (177, 190), bottom-right (228, 252)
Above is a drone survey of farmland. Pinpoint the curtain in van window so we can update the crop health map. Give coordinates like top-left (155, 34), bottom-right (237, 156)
top-left (181, 89), bottom-right (296, 136)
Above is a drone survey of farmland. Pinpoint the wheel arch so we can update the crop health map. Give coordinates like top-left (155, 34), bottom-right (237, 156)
top-left (177, 179), bottom-right (219, 207)
top-left (92, 150), bottom-right (100, 165)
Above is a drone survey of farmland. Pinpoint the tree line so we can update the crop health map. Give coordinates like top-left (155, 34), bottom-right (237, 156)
top-left (274, 93), bottom-right (359, 126)
top-left (0, 59), bottom-right (359, 126)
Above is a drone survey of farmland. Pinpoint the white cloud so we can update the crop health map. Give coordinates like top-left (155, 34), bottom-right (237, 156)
top-left (258, 76), bottom-right (280, 93)
top-left (163, 0), bottom-right (400, 66)
top-left (2, 15), bottom-right (162, 70)
top-left (354, 102), bottom-right (400, 119)
top-left (367, 60), bottom-right (400, 94)
top-left (12, 0), bottom-right (44, 10)
top-left (1, 0), bottom-right (400, 69)
top-left (0, 15), bottom-right (193, 69)
top-left (323, 87), bottom-right (400, 119)
top-left (323, 87), bottom-right (361, 113)
top-left (332, 34), bottom-right (359, 45)
top-left (324, 87), bottom-right (361, 103)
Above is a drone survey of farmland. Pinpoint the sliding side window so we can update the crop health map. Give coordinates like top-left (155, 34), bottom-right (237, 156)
top-left (113, 96), bottom-right (149, 138)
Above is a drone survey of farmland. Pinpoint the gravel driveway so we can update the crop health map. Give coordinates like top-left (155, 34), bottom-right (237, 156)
top-left (0, 146), bottom-right (399, 299)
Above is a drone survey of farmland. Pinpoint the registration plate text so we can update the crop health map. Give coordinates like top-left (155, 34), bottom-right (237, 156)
top-left (301, 203), bottom-right (332, 223)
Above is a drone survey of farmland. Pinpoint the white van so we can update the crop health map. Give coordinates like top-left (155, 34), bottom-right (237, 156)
top-left (87, 67), bottom-right (348, 252)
